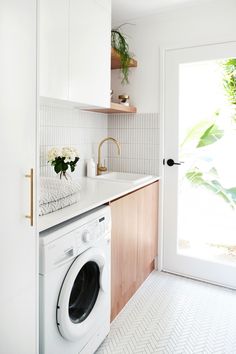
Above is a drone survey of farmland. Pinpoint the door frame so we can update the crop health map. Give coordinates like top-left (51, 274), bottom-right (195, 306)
top-left (158, 40), bottom-right (236, 282)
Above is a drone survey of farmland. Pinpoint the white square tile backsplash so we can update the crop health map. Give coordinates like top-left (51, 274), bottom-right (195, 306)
top-left (40, 103), bottom-right (160, 178)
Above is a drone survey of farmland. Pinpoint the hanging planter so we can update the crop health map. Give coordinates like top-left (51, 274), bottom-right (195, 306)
top-left (111, 25), bottom-right (135, 85)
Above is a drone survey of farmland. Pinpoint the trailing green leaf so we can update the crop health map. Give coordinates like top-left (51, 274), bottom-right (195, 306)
top-left (111, 25), bottom-right (134, 85)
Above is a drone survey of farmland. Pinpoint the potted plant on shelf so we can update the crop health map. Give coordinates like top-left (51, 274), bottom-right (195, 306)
top-left (111, 24), bottom-right (135, 85)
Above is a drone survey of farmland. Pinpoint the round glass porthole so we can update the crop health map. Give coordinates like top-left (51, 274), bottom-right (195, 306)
top-left (68, 261), bottom-right (100, 324)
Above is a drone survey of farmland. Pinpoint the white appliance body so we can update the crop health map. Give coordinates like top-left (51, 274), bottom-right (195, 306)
top-left (39, 206), bottom-right (111, 354)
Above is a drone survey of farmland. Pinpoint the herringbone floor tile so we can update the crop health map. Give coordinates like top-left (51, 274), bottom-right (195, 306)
top-left (97, 272), bottom-right (236, 354)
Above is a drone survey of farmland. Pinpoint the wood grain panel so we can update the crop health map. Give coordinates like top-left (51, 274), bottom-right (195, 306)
top-left (137, 182), bottom-right (159, 287)
top-left (111, 47), bottom-right (137, 69)
top-left (85, 102), bottom-right (137, 114)
top-left (110, 181), bottom-right (159, 321)
top-left (110, 192), bottom-right (138, 321)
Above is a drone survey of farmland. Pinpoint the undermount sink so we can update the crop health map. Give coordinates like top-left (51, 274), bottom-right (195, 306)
top-left (94, 172), bottom-right (153, 185)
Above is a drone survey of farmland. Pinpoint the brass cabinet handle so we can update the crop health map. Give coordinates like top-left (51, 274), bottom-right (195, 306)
top-left (25, 168), bottom-right (34, 226)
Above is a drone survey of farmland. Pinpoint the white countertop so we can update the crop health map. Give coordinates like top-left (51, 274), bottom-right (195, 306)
top-left (39, 175), bottom-right (160, 232)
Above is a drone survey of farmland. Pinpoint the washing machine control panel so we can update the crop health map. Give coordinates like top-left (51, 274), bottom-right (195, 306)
top-left (78, 215), bottom-right (110, 246)
top-left (39, 206), bottom-right (111, 274)
top-left (82, 230), bottom-right (91, 243)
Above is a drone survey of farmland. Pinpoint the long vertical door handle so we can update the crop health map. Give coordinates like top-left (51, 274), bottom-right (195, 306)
top-left (25, 168), bottom-right (34, 226)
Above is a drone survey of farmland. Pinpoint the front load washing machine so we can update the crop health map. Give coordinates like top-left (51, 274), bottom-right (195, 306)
top-left (39, 206), bottom-right (111, 354)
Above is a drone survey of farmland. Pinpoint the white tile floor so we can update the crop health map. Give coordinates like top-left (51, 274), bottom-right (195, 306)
top-left (97, 271), bottom-right (236, 353)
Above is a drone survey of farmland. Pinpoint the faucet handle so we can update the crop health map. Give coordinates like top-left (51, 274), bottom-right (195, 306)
top-left (99, 166), bottom-right (107, 173)
top-left (97, 159), bottom-right (107, 174)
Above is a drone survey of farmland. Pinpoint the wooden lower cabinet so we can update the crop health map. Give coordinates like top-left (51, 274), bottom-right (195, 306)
top-left (110, 181), bottom-right (159, 321)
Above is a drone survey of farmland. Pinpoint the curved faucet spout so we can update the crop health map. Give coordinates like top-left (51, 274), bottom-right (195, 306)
top-left (97, 137), bottom-right (121, 175)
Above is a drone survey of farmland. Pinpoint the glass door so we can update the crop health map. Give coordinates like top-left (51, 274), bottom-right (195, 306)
top-left (163, 42), bottom-right (236, 289)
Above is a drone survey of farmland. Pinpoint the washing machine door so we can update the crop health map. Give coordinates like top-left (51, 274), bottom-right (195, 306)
top-left (57, 246), bottom-right (108, 341)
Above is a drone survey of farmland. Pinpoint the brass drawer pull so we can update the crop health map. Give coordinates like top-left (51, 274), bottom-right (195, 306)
top-left (25, 168), bottom-right (34, 226)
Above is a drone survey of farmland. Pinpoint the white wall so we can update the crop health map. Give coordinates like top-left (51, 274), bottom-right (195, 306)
top-left (111, 0), bottom-right (236, 113)
top-left (40, 102), bottom-right (108, 178)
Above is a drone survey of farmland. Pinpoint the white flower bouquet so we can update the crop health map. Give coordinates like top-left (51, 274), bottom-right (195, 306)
top-left (47, 147), bottom-right (80, 179)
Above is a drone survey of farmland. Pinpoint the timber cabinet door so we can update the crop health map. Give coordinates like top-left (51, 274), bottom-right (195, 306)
top-left (111, 181), bottom-right (159, 321)
top-left (110, 192), bottom-right (138, 321)
top-left (137, 182), bottom-right (159, 288)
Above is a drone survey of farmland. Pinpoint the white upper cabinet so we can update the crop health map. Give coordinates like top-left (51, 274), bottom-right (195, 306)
top-left (40, 0), bottom-right (69, 100)
top-left (69, 0), bottom-right (111, 107)
top-left (40, 0), bottom-right (111, 108)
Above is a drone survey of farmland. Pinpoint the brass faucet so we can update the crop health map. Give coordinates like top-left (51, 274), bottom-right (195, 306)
top-left (97, 137), bottom-right (121, 175)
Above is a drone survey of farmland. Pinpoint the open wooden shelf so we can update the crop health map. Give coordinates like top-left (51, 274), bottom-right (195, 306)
top-left (86, 102), bottom-right (137, 114)
top-left (111, 48), bottom-right (137, 69)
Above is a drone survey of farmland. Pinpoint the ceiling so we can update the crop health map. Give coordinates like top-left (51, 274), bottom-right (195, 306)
top-left (112, 0), bottom-right (203, 25)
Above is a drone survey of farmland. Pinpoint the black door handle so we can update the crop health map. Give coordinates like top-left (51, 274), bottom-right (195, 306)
top-left (166, 159), bottom-right (184, 166)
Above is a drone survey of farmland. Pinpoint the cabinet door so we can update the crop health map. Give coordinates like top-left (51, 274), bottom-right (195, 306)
top-left (111, 182), bottom-right (159, 321)
top-left (40, 0), bottom-right (69, 100)
top-left (69, 0), bottom-right (111, 107)
top-left (110, 193), bottom-right (138, 321)
top-left (0, 1), bottom-right (37, 353)
top-left (137, 182), bottom-right (159, 287)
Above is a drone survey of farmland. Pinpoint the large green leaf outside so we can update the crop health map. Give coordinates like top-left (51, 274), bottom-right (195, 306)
top-left (180, 120), bottom-right (210, 148)
top-left (197, 124), bottom-right (224, 148)
top-left (186, 168), bottom-right (236, 208)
